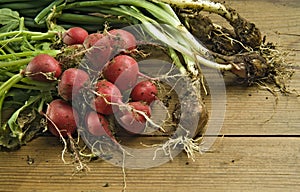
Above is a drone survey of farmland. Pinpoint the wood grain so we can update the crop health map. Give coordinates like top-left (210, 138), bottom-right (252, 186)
top-left (0, 0), bottom-right (299, 191)
top-left (1, 136), bottom-right (300, 192)
top-left (203, 0), bottom-right (300, 135)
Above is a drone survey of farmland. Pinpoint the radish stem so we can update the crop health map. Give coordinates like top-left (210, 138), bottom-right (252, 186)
top-left (0, 31), bottom-right (56, 39)
top-left (0, 50), bottom-right (61, 60)
top-left (0, 73), bottom-right (23, 96)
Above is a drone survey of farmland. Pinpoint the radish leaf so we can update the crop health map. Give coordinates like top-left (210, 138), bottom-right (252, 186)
top-left (0, 8), bottom-right (20, 33)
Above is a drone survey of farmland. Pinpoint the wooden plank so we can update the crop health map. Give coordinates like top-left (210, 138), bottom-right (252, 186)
top-left (204, 81), bottom-right (300, 135)
top-left (205, 0), bottom-right (300, 52)
top-left (201, 0), bottom-right (300, 135)
top-left (0, 1), bottom-right (299, 192)
top-left (0, 136), bottom-right (299, 191)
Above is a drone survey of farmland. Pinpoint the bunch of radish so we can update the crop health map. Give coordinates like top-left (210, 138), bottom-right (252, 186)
top-left (24, 26), bottom-right (159, 143)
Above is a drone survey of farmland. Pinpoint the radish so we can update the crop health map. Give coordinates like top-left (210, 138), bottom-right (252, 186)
top-left (46, 99), bottom-right (78, 138)
top-left (85, 111), bottom-right (113, 137)
top-left (62, 27), bottom-right (88, 45)
top-left (58, 68), bottom-right (90, 101)
top-left (25, 54), bottom-right (62, 82)
top-left (93, 79), bottom-right (122, 115)
top-left (83, 33), bottom-right (104, 49)
top-left (108, 29), bottom-right (136, 52)
top-left (130, 80), bottom-right (158, 104)
top-left (117, 101), bottom-right (151, 134)
top-left (85, 35), bottom-right (112, 70)
top-left (102, 55), bottom-right (139, 91)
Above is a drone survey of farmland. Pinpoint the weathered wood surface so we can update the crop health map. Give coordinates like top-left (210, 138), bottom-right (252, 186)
top-left (1, 0), bottom-right (300, 191)
top-left (217, 0), bottom-right (300, 136)
top-left (1, 137), bottom-right (300, 192)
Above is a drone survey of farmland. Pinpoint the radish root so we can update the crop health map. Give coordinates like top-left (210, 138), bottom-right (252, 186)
top-left (41, 111), bottom-right (89, 173)
top-left (152, 126), bottom-right (204, 161)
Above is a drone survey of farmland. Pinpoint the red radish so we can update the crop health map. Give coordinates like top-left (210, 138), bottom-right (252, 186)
top-left (62, 27), bottom-right (88, 45)
top-left (85, 35), bottom-right (112, 70)
top-left (118, 101), bottom-right (151, 134)
top-left (25, 54), bottom-right (61, 82)
top-left (102, 55), bottom-right (139, 91)
top-left (108, 29), bottom-right (136, 52)
top-left (58, 68), bottom-right (90, 101)
top-left (130, 80), bottom-right (158, 104)
top-left (93, 79), bottom-right (122, 115)
top-left (85, 111), bottom-right (113, 137)
top-left (83, 33), bottom-right (104, 49)
top-left (46, 99), bottom-right (78, 137)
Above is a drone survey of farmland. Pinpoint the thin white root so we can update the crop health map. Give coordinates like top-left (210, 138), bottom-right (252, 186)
top-left (42, 112), bottom-right (68, 164)
top-left (68, 134), bottom-right (90, 174)
top-left (85, 137), bottom-right (128, 192)
top-left (212, 23), bottom-right (253, 52)
top-left (153, 135), bottom-right (203, 161)
top-left (121, 149), bottom-right (127, 192)
top-left (42, 112), bottom-right (89, 173)
top-left (132, 108), bottom-right (166, 132)
top-left (91, 88), bottom-right (168, 132)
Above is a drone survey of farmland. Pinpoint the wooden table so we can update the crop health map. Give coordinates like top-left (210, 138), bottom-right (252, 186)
top-left (1, 0), bottom-right (299, 191)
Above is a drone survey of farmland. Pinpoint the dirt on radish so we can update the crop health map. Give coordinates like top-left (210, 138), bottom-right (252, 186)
top-left (0, 1), bottom-right (296, 183)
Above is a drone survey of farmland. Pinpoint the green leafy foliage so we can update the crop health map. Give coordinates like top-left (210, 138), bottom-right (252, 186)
top-left (0, 8), bottom-right (20, 33)
top-left (0, 107), bottom-right (45, 150)
top-left (3, 89), bottom-right (34, 109)
top-left (7, 95), bottom-right (42, 139)
top-left (0, 8), bottom-right (61, 150)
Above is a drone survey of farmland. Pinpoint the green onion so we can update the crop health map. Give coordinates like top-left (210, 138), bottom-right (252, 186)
top-left (32, 0), bottom-right (233, 75)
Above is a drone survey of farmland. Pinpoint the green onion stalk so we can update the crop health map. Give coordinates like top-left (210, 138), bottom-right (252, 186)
top-left (51, 0), bottom-right (234, 73)
top-left (0, 0), bottom-right (264, 75)
top-left (1, 0), bottom-right (264, 77)
top-left (34, 0), bottom-right (285, 90)
top-left (0, 0), bottom-right (286, 157)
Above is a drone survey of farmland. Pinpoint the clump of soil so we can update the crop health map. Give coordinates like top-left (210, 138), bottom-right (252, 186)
top-left (177, 5), bottom-right (294, 94)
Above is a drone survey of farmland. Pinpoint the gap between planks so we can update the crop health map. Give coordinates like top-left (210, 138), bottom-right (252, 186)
top-left (0, 136), bottom-right (299, 192)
